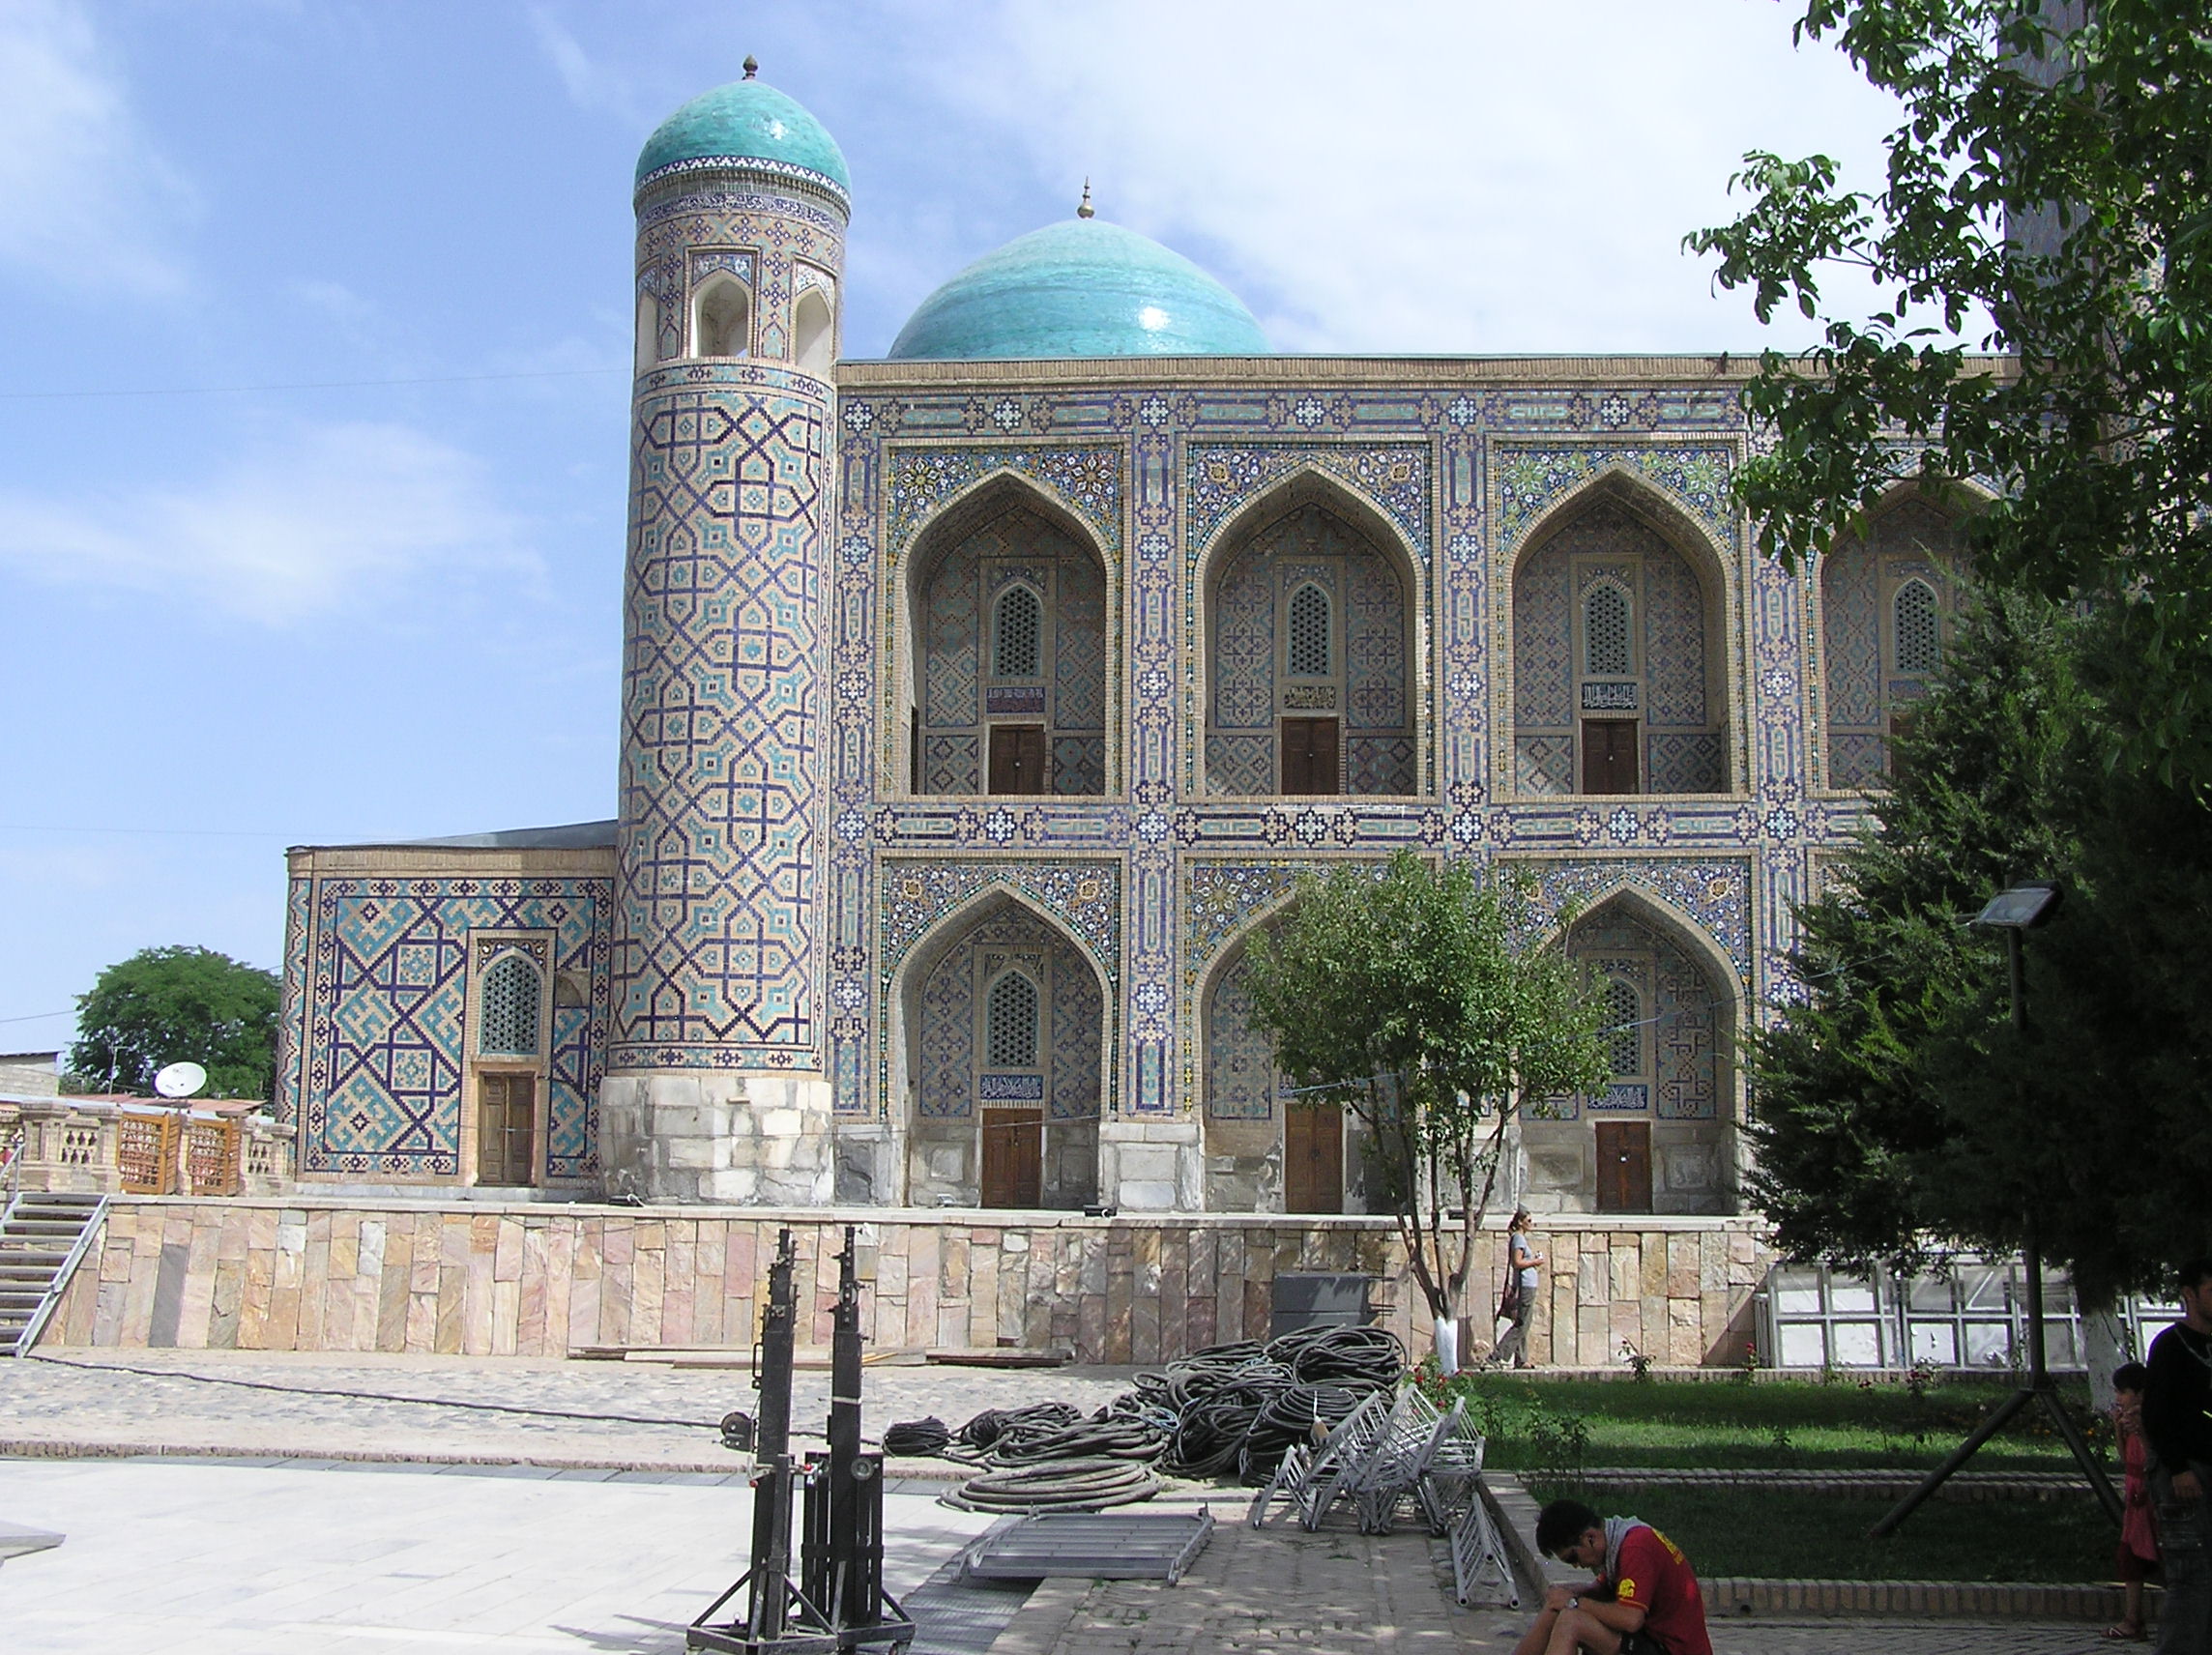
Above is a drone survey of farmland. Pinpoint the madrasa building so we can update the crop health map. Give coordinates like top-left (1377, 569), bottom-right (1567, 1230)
top-left (274, 69), bottom-right (1965, 1226)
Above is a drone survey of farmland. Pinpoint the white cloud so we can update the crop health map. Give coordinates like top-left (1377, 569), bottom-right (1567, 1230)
top-left (0, 0), bottom-right (192, 293)
top-left (0, 421), bottom-right (538, 624)
top-left (531, 6), bottom-right (645, 123)
top-left (947, 0), bottom-right (1910, 354)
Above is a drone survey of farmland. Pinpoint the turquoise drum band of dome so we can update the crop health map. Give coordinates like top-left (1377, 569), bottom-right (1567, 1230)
top-left (635, 76), bottom-right (851, 197)
top-left (887, 218), bottom-right (1270, 360)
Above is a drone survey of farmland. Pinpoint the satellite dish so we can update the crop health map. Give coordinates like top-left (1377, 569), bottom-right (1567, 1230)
top-left (154, 1061), bottom-right (208, 1100)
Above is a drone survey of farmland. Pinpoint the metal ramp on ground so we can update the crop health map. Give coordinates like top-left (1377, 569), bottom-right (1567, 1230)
top-left (959, 1511), bottom-right (1215, 1585)
top-left (0, 1192), bottom-right (107, 1355)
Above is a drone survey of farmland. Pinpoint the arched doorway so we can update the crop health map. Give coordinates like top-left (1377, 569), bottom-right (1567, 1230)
top-left (1201, 938), bottom-right (1364, 1213)
top-left (906, 485), bottom-right (1109, 797)
top-left (1520, 891), bottom-right (1735, 1214)
top-left (1204, 487), bottom-right (1417, 798)
top-left (901, 894), bottom-right (1104, 1207)
top-left (1511, 482), bottom-right (1730, 797)
top-left (1822, 493), bottom-right (1967, 789)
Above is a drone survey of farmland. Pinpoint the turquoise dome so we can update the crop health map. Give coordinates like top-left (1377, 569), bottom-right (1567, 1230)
top-left (635, 73), bottom-right (850, 198)
top-left (887, 218), bottom-right (1269, 360)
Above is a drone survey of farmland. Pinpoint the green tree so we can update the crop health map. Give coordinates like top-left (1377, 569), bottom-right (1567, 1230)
top-left (1240, 852), bottom-right (1608, 1368)
top-left (1687, 0), bottom-right (2212, 783)
top-left (1746, 589), bottom-right (2108, 1276)
top-left (70, 945), bottom-right (280, 1100)
top-left (1693, 0), bottom-right (2212, 1298)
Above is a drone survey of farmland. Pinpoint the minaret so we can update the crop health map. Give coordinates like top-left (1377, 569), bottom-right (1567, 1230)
top-left (602, 62), bottom-right (848, 1203)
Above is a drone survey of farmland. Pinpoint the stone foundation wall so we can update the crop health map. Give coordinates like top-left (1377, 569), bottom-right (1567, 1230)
top-left (45, 1200), bottom-right (1768, 1367)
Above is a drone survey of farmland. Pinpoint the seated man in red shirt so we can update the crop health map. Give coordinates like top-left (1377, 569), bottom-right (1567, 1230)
top-left (1513, 1497), bottom-right (1713, 1655)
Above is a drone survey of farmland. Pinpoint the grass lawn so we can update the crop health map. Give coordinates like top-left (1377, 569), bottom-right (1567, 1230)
top-left (1524, 1481), bottom-right (2118, 1583)
top-left (1447, 1374), bottom-right (2107, 1473)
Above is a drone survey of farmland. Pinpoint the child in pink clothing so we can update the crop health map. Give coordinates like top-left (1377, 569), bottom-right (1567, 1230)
top-left (2110, 1361), bottom-right (2160, 1642)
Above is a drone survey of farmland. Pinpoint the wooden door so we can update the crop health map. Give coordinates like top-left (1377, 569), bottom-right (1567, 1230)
top-left (1284, 1103), bottom-right (1344, 1213)
top-left (988, 725), bottom-right (1048, 795)
top-left (980, 1108), bottom-right (1043, 1207)
top-left (1594, 1120), bottom-right (1651, 1214)
top-left (477, 1073), bottom-right (537, 1186)
top-left (1581, 719), bottom-right (1640, 795)
top-left (1280, 717), bottom-right (1341, 796)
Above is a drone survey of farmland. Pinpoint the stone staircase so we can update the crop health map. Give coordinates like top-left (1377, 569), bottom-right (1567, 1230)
top-left (0, 1191), bottom-right (107, 1356)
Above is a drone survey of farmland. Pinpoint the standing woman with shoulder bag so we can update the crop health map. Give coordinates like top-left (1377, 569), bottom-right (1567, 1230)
top-left (1492, 1207), bottom-right (1543, 1369)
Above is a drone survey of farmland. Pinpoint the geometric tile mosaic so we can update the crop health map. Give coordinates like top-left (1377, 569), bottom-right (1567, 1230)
top-left (613, 382), bottom-right (829, 1070)
top-left (1186, 444), bottom-right (1430, 553)
top-left (300, 877), bottom-right (611, 1178)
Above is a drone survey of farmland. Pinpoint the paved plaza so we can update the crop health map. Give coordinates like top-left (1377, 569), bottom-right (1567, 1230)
top-left (0, 1350), bottom-right (2132, 1654)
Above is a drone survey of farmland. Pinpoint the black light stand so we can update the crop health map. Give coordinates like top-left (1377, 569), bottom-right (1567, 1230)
top-left (800, 1227), bottom-right (911, 1645)
top-left (1871, 884), bottom-right (2123, 1537)
top-left (688, 1226), bottom-right (914, 1655)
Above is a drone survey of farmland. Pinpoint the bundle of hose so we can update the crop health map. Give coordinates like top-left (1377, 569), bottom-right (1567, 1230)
top-left (882, 1417), bottom-right (951, 1458)
top-left (987, 1415), bottom-right (1168, 1466)
top-left (953, 1401), bottom-right (1088, 1452)
top-left (1097, 1392), bottom-right (1180, 1434)
top-left (1237, 1382), bottom-right (1368, 1482)
top-left (1161, 1379), bottom-right (1278, 1478)
top-left (952, 1457), bottom-right (1162, 1513)
top-left (1266, 1324), bottom-right (1405, 1387)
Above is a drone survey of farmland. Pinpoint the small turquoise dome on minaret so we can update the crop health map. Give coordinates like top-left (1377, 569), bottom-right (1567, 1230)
top-left (634, 59), bottom-right (850, 200)
top-left (888, 190), bottom-right (1269, 360)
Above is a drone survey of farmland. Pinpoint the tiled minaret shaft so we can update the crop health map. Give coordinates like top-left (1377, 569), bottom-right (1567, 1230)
top-left (601, 71), bottom-right (849, 1203)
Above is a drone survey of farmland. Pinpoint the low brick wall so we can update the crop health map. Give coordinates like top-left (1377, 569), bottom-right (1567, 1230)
top-left (45, 1200), bottom-right (1767, 1366)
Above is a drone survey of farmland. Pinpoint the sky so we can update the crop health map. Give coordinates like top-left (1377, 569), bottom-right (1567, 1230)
top-left (0, 0), bottom-right (1910, 1068)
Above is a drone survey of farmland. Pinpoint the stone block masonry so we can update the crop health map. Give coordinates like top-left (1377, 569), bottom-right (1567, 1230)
top-left (45, 1200), bottom-right (1767, 1365)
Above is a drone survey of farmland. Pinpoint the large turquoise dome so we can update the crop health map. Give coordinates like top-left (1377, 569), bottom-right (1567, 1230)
top-left (887, 217), bottom-right (1269, 360)
top-left (635, 71), bottom-right (850, 199)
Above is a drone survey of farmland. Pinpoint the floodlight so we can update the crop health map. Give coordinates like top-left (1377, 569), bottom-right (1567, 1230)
top-left (1974, 881), bottom-right (2062, 930)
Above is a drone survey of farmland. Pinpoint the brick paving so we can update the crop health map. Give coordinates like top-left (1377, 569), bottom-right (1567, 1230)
top-left (1003, 1517), bottom-right (2124, 1654)
top-left (0, 1349), bottom-right (2138, 1654)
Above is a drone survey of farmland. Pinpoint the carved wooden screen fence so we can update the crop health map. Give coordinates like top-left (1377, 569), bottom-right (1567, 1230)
top-left (116, 1113), bottom-right (179, 1194)
top-left (184, 1118), bottom-right (241, 1196)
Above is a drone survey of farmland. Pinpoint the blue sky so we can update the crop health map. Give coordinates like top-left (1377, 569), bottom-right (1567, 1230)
top-left (0, 0), bottom-right (1906, 1067)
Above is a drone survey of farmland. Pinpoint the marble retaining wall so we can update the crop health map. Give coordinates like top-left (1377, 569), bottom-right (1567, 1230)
top-left (45, 1201), bottom-right (1769, 1367)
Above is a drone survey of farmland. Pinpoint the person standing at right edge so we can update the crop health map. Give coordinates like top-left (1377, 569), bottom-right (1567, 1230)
top-left (2145, 1256), bottom-right (2212, 1655)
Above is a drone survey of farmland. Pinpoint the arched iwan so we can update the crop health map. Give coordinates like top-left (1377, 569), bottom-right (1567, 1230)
top-left (891, 472), bottom-right (1118, 799)
top-left (887, 886), bottom-right (1110, 1210)
top-left (1505, 469), bottom-right (1738, 799)
top-left (1518, 884), bottom-right (1744, 1219)
top-left (1192, 468), bottom-right (1429, 799)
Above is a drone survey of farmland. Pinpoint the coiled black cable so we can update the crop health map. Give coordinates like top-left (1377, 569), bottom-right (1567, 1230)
top-left (882, 1416), bottom-right (950, 1457)
top-left (924, 1327), bottom-right (1404, 1491)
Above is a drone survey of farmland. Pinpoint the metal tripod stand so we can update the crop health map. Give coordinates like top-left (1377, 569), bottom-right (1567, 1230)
top-left (1870, 914), bottom-right (2124, 1537)
top-left (688, 1227), bottom-right (915, 1655)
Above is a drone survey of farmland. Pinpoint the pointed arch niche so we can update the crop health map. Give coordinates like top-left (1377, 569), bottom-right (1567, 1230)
top-left (1197, 919), bottom-right (1373, 1214)
top-left (1509, 475), bottom-right (1732, 798)
top-left (899, 478), bottom-right (1114, 798)
top-left (890, 890), bottom-right (1105, 1208)
top-left (692, 273), bottom-right (751, 359)
top-left (1200, 478), bottom-right (1423, 798)
top-left (1519, 887), bottom-right (1740, 1216)
top-left (1820, 489), bottom-right (1968, 790)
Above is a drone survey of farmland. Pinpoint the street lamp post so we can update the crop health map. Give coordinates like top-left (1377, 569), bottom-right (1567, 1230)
top-left (1870, 880), bottom-right (2125, 1536)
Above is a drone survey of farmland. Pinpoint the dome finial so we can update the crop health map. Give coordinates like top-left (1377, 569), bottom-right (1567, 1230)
top-left (742, 55), bottom-right (758, 79)
top-left (1076, 178), bottom-right (1094, 219)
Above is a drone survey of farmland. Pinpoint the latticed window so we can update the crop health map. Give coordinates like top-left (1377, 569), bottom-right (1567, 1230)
top-left (1287, 583), bottom-right (1331, 677)
top-left (1894, 580), bottom-right (1941, 674)
top-left (1604, 976), bottom-right (1642, 1078)
top-left (480, 954), bottom-right (541, 1057)
top-left (1585, 583), bottom-right (1632, 676)
top-left (985, 972), bottom-right (1039, 1068)
top-left (994, 585), bottom-right (1042, 678)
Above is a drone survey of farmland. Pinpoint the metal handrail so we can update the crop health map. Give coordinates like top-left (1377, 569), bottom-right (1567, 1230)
top-left (12, 1193), bottom-right (109, 1357)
